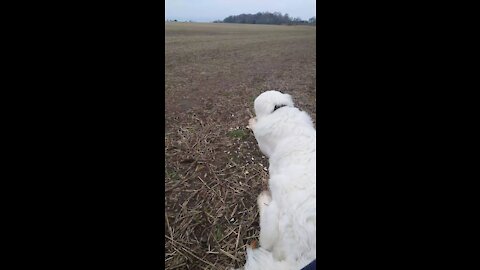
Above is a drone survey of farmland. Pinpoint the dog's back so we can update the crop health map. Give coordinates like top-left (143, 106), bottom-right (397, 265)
top-left (268, 132), bottom-right (316, 266)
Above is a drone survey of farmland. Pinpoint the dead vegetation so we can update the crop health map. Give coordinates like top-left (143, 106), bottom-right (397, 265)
top-left (165, 23), bottom-right (316, 269)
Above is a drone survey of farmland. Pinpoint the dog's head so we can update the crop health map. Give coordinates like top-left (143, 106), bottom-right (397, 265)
top-left (254, 90), bottom-right (294, 118)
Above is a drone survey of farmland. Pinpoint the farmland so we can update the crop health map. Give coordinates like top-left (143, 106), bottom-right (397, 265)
top-left (165, 22), bottom-right (316, 269)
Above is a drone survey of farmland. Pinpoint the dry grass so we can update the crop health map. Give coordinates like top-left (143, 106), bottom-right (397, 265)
top-left (165, 22), bottom-right (316, 269)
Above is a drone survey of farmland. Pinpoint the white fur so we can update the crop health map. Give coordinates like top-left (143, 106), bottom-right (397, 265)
top-left (240, 90), bottom-right (316, 270)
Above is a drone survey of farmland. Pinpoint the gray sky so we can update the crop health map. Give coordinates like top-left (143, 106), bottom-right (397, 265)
top-left (165, 0), bottom-right (316, 22)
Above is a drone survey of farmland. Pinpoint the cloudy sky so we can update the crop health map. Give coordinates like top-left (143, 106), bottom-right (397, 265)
top-left (165, 0), bottom-right (316, 22)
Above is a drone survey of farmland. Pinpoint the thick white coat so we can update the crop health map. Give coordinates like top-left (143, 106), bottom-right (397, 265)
top-left (241, 90), bottom-right (316, 270)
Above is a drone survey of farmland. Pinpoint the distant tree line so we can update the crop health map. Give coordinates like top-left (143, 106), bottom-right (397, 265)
top-left (214, 12), bottom-right (315, 25)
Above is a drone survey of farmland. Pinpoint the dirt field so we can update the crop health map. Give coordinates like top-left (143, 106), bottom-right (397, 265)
top-left (165, 22), bottom-right (316, 269)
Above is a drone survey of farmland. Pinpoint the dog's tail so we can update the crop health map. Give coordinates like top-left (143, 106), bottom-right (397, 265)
top-left (241, 246), bottom-right (292, 270)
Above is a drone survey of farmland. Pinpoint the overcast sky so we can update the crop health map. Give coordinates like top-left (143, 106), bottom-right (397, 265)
top-left (165, 0), bottom-right (316, 22)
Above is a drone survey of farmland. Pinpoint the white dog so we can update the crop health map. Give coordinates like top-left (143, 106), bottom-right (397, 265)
top-left (240, 90), bottom-right (316, 270)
